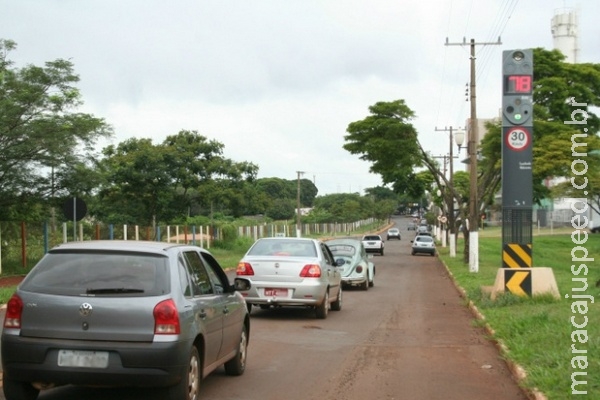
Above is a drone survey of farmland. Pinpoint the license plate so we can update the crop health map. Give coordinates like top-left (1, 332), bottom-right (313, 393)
top-left (58, 350), bottom-right (109, 368)
top-left (264, 288), bottom-right (288, 297)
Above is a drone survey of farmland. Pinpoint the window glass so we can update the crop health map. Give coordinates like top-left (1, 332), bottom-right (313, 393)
top-left (20, 251), bottom-right (169, 296)
top-left (321, 243), bottom-right (334, 265)
top-left (200, 252), bottom-right (227, 294)
top-left (183, 251), bottom-right (214, 296)
top-left (178, 258), bottom-right (193, 298)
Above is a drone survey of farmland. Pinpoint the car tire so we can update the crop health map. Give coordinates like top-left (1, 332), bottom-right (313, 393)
top-left (315, 290), bottom-right (329, 319)
top-left (224, 325), bottom-right (248, 376)
top-left (380, 248), bottom-right (384, 256)
top-left (246, 303), bottom-right (252, 314)
top-left (331, 287), bottom-right (342, 311)
top-left (411, 251), bottom-right (415, 255)
top-left (361, 275), bottom-right (369, 291)
top-left (166, 345), bottom-right (200, 400)
top-left (3, 377), bottom-right (39, 400)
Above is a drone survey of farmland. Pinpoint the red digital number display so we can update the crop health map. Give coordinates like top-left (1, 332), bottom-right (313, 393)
top-left (504, 75), bottom-right (532, 94)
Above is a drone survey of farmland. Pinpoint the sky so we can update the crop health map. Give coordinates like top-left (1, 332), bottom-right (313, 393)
top-left (1, 0), bottom-right (599, 196)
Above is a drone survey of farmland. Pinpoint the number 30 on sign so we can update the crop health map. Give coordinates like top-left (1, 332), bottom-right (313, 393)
top-left (505, 128), bottom-right (530, 151)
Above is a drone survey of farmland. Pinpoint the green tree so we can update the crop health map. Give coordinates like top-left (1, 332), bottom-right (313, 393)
top-left (94, 138), bottom-right (174, 226)
top-left (95, 131), bottom-right (260, 225)
top-left (162, 130), bottom-right (259, 218)
top-left (0, 39), bottom-right (112, 220)
top-left (344, 100), bottom-right (422, 192)
top-left (265, 198), bottom-right (296, 220)
top-left (299, 178), bottom-right (318, 207)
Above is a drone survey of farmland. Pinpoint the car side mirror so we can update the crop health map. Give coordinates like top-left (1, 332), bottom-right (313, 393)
top-left (233, 278), bottom-right (251, 291)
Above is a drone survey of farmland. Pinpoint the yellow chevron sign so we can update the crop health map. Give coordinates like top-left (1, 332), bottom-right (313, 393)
top-left (505, 269), bottom-right (531, 297)
top-left (502, 243), bottom-right (532, 268)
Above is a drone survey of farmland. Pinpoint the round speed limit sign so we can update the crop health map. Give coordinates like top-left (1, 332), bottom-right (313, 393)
top-left (505, 127), bottom-right (530, 151)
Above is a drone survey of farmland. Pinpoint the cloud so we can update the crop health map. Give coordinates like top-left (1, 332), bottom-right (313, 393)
top-left (2, 0), bottom-right (599, 196)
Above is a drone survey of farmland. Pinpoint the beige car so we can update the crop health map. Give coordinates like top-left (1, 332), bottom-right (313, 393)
top-left (236, 237), bottom-right (344, 319)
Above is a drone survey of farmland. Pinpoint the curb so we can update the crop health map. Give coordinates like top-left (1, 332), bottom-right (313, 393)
top-left (440, 259), bottom-right (548, 400)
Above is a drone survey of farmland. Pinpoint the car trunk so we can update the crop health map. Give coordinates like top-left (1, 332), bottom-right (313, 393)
top-left (245, 257), bottom-right (315, 283)
top-left (18, 291), bottom-right (162, 342)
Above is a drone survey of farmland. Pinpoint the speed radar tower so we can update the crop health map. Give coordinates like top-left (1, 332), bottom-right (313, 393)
top-left (501, 49), bottom-right (534, 295)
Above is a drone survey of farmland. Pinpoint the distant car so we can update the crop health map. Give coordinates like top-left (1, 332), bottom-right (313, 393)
top-left (417, 225), bottom-right (429, 234)
top-left (411, 235), bottom-right (436, 256)
top-left (1, 240), bottom-right (251, 400)
top-left (362, 234), bottom-right (384, 256)
top-left (326, 238), bottom-right (375, 290)
top-left (591, 226), bottom-right (600, 233)
top-left (386, 228), bottom-right (401, 240)
top-left (236, 237), bottom-right (343, 319)
top-left (407, 222), bottom-right (417, 231)
top-left (415, 231), bottom-right (433, 237)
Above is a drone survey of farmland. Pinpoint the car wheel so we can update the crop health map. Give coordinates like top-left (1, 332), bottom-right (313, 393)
top-left (369, 273), bottom-right (374, 287)
top-left (166, 345), bottom-right (200, 400)
top-left (3, 377), bottom-right (39, 400)
top-left (224, 325), bottom-right (249, 376)
top-left (361, 275), bottom-right (369, 291)
top-left (411, 251), bottom-right (415, 255)
top-left (380, 248), bottom-right (384, 256)
top-left (246, 303), bottom-right (252, 314)
top-left (315, 290), bottom-right (329, 319)
top-left (331, 286), bottom-right (342, 311)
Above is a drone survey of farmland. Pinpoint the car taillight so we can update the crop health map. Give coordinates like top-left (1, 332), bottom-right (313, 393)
top-left (236, 262), bottom-right (255, 276)
top-left (153, 299), bottom-right (180, 335)
top-left (300, 264), bottom-right (322, 278)
top-left (4, 294), bottom-right (23, 329)
top-left (356, 265), bottom-right (363, 273)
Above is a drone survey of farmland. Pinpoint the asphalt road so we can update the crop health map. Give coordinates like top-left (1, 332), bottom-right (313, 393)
top-left (0, 218), bottom-right (529, 400)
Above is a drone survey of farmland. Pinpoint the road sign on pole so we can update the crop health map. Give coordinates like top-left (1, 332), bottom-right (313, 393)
top-left (501, 49), bottom-right (534, 295)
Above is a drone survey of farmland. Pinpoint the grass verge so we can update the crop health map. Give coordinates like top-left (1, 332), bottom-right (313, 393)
top-left (439, 232), bottom-right (599, 399)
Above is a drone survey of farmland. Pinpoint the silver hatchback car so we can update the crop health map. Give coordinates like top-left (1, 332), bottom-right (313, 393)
top-left (236, 237), bottom-right (343, 319)
top-left (1, 240), bottom-right (251, 400)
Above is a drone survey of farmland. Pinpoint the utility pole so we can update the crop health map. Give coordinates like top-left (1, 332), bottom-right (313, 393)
top-left (445, 37), bottom-right (502, 272)
top-left (296, 171), bottom-right (304, 238)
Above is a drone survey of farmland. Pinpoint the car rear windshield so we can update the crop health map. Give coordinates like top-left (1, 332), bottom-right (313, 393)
top-left (328, 244), bottom-right (356, 256)
top-left (247, 239), bottom-right (317, 257)
top-left (416, 236), bottom-right (433, 242)
top-left (363, 236), bottom-right (381, 241)
top-left (20, 251), bottom-right (170, 297)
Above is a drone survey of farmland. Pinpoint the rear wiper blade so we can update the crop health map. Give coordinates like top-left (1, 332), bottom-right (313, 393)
top-left (86, 288), bottom-right (145, 294)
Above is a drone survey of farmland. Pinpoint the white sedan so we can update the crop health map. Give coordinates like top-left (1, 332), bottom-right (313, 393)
top-left (236, 237), bottom-right (344, 319)
top-left (361, 234), bottom-right (384, 256)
